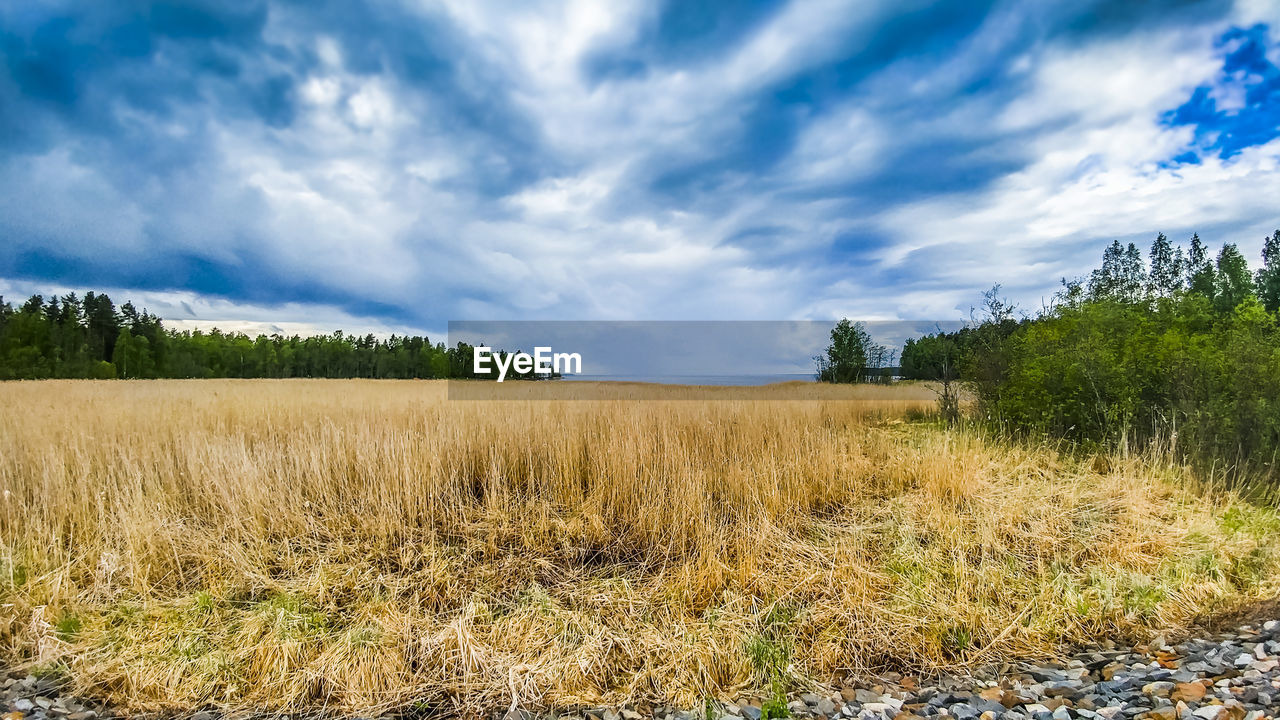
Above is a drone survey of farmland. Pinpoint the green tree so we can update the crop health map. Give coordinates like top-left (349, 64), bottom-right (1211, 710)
top-left (82, 292), bottom-right (121, 362)
top-left (1214, 243), bottom-right (1253, 313)
top-left (1147, 232), bottom-right (1184, 298)
top-left (816, 319), bottom-right (874, 383)
top-left (112, 329), bottom-right (154, 379)
top-left (1256, 229), bottom-right (1280, 314)
top-left (923, 237), bottom-right (1280, 487)
top-left (1187, 233), bottom-right (1216, 299)
top-left (1088, 241), bottom-right (1146, 302)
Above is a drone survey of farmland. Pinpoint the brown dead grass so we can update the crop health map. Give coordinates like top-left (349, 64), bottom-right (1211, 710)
top-left (0, 379), bottom-right (1276, 715)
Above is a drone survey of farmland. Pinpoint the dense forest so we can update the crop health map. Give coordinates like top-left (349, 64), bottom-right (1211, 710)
top-left (0, 292), bottom-right (510, 380)
top-left (900, 230), bottom-right (1280, 483)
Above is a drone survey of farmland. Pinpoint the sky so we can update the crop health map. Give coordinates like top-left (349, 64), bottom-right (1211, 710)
top-left (2, 0), bottom-right (1280, 340)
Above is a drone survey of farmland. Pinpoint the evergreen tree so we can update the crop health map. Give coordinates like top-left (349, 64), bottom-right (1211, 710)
top-left (1088, 240), bottom-right (1146, 302)
top-left (82, 292), bottom-right (121, 362)
top-left (1088, 240), bottom-right (1125, 300)
top-left (1257, 230), bottom-right (1280, 314)
top-left (1214, 243), bottom-right (1253, 312)
top-left (1120, 242), bottom-right (1147, 302)
top-left (1187, 233), bottom-right (1216, 299)
top-left (1147, 232), bottom-right (1184, 298)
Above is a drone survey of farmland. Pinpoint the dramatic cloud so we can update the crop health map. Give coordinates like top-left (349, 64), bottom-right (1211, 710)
top-left (2, 0), bottom-right (1278, 333)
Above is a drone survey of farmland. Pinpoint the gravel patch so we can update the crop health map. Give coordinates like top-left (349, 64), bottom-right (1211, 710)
top-left (5, 620), bottom-right (1279, 720)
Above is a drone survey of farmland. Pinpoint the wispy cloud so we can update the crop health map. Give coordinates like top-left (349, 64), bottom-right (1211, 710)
top-left (1, 0), bottom-right (1277, 331)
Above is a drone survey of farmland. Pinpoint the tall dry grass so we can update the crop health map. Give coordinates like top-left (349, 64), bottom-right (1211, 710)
top-left (0, 379), bottom-right (1276, 715)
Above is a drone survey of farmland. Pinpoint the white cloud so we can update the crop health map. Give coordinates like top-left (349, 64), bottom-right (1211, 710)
top-left (0, 278), bottom-right (437, 340)
top-left (859, 23), bottom-right (1280, 315)
top-left (3, 1), bottom-right (1275, 332)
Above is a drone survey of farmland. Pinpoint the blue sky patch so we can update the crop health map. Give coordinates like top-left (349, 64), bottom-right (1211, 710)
top-left (1164, 24), bottom-right (1280, 161)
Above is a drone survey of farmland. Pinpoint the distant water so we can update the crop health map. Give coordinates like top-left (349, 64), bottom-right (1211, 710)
top-left (561, 373), bottom-right (815, 386)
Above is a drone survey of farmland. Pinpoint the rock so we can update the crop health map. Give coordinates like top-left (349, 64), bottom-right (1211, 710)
top-left (1044, 683), bottom-right (1083, 699)
top-left (1171, 683), bottom-right (1206, 703)
top-left (1002, 691), bottom-right (1036, 709)
top-left (2, 616), bottom-right (1277, 720)
top-left (1102, 664), bottom-right (1127, 681)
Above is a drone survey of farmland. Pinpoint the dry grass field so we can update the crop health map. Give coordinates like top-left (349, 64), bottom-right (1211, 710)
top-left (0, 380), bottom-right (1277, 715)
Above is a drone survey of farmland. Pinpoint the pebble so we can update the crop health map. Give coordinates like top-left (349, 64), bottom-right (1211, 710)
top-left (4, 621), bottom-right (1280, 720)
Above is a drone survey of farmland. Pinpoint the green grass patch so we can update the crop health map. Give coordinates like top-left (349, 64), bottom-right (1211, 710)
top-left (54, 611), bottom-right (83, 642)
top-left (255, 592), bottom-right (329, 639)
top-left (343, 625), bottom-right (383, 649)
top-left (745, 600), bottom-right (802, 717)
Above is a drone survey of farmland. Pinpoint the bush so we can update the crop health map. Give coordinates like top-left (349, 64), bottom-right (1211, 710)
top-left (915, 233), bottom-right (1280, 489)
top-left (90, 360), bottom-right (117, 380)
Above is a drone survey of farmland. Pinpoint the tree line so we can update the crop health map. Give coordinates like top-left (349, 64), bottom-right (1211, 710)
top-left (0, 292), bottom-right (526, 380)
top-left (899, 230), bottom-right (1280, 484)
